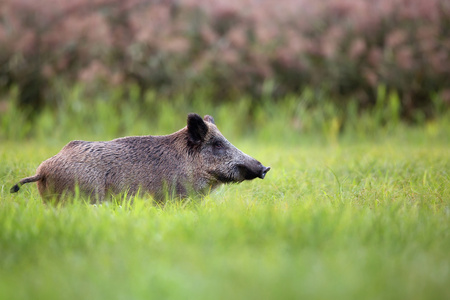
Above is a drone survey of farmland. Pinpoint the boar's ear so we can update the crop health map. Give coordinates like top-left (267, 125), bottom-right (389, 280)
top-left (204, 115), bottom-right (215, 124)
top-left (187, 113), bottom-right (208, 145)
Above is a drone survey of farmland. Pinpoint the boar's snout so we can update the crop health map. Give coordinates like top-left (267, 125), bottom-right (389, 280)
top-left (260, 166), bottom-right (271, 179)
top-left (237, 161), bottom-right (271, 181)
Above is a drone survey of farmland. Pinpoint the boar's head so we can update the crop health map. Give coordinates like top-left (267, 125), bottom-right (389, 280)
top-left (186, 113), bottom-right (270, 187)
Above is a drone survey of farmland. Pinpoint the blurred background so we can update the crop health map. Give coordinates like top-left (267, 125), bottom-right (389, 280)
top-left (0, 0), bottom-right (449, 141)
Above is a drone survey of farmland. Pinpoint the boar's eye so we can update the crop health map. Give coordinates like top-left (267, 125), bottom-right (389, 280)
top-left (213, 141), bottom-right (224, 149)
top-left (212, 140), bottom-right (226, 155)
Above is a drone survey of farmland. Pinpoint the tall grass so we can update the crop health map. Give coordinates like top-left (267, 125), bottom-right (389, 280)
top-left (0, 90), bottom-right (449, 300)
top-left (1, 139), bottom-right (449, 300)
top-left (1, 85), bottom-right (449, 143)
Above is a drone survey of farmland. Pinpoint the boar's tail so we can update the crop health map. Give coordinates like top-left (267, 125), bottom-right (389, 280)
top-left (10, 174), bottom-right (43, 193)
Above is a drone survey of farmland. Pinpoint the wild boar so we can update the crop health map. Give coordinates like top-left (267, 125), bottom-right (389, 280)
top-left (10, 113), bottom-right (270, 202)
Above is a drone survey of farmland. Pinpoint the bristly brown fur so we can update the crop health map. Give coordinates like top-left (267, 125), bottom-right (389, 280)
top-left (10, 113), bottom-right (270, 202)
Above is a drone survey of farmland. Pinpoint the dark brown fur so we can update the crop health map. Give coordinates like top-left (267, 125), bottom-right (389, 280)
top-left (11, 114), bottom-right (270, 202)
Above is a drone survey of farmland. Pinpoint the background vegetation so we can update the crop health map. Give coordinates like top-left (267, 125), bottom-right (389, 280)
top-left (0, 1), bottom-right (449, 299)
top-left (1, 0), bottom-right (450, 120)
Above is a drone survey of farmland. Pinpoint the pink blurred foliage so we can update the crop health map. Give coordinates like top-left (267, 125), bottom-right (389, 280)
top-left (349, 38), bottom-right (366, 60)
top-left (0, 0), bottom-right (449, 113)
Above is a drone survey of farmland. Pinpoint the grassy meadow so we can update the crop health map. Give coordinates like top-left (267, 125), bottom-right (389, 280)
top-left (0, 91), bottom-right (449, 300)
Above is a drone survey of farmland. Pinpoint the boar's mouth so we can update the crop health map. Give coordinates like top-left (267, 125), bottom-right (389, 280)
top-left (209, 171), bottom-right (240, 184)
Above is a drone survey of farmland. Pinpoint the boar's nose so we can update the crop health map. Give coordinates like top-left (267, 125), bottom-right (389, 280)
top-left (259, 166), bottom-right (271, 179)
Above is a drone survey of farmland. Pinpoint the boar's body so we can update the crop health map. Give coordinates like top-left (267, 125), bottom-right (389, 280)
top-left (37, 135), bottom-right (194, 201)
top-left (11, 114), bottom-right (270, 202)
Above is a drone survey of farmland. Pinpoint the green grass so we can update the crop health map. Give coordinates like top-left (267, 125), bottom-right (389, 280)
top-left (1, 86), bottom-right (449, 299)
top-left (1, 127), bottom-right (449, 299)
